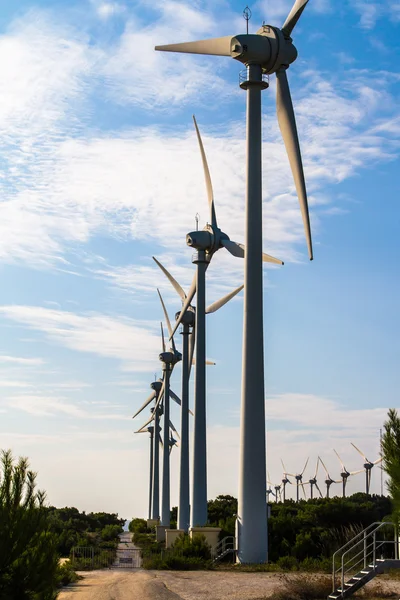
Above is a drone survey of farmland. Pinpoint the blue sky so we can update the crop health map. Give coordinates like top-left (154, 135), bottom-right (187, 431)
top-left (0, 0), bottom-right (399, 518)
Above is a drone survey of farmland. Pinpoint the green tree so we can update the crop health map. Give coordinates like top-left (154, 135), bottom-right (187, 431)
top-left (0, 449), bottom-right (60, 599)
top-left (382, 408), bottom-right (400, 521)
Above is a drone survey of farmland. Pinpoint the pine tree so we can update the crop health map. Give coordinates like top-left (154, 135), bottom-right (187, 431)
top-left (381, 409), bottom-right (400, 522)
top-left (0, 449), bottom-right (60, 599)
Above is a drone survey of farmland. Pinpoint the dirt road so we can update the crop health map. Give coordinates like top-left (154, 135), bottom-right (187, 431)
top-left (58, 570), bottom-right (285, 600)
top-left (59, 569), bottom-right (400, 600)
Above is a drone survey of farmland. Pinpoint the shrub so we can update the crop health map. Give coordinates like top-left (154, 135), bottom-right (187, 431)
top-left (172, 533), bottom-right (211, 559)
top-left (56, 562), bottom-right (80, 587)
top-left (269, 574), bottom-right (332, 600)
top-left (276, 555), bottom-right (299, 571)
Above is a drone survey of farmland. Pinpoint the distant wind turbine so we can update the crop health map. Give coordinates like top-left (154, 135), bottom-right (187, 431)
top-left (280, 460), bottom-right (293, 502)
top-left (350, 443), bottom-right (382, 495)
top-left (153, 257), bottom-right (243, 531)
top-left (319, 457), bottom-right (339, 499)
top-left (286, 458), bottom-right (309, 502)
top-left (308, 458), bottom-right (323, 500)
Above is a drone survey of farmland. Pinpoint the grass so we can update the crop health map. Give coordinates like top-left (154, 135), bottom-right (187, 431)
top-left (251, 574), bottom-right (398, 600)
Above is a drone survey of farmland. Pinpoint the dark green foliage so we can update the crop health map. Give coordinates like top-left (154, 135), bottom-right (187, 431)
top-left (129, 518), bottom-right (148, 534)
top-left (100, 523), bottom-right (121, 542)
top-left (266, 494), bottom-right (391, 562)
top-left (142, 534), bottom-right (212, 570)
top-left (143, 553), bottom-right (210, 570)
top-left (46, 506), bottom-right (125, 556)
top-left (0, 449), bottom-right (61, 600)
top-left (172, 533), bottom-right (211, 559)
top-left (382, 408), bottom-right (400, 522)
top-left (205, 493), bottom-right (391, 565)
top-left (207, 495), bottom-right (237, 538)
top-left (55, 563), bottom-right (81, 587)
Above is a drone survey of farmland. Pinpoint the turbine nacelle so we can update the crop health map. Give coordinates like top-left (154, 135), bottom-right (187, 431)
top-left (231, 29), bottom-right (297, 73)
top-left (176, 307), bottom-right (195, 327)
top-left (159, 351), bottom-right (175, 365)
top-left (186, 229), bottom-right (212, 251)
top-left (150, 380), bottom-right (163, 393)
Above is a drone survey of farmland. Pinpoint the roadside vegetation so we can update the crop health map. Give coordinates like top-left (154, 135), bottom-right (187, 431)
top-left (46, 505), bottom-right (125, 557)
top-left (0, 449), bottom-right (79, 598)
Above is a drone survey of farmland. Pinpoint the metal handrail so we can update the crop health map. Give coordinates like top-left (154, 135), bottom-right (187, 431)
top-left (332, 521), bottom-right (398, 595)
top-left (212, 536), bottom-right (236, 559)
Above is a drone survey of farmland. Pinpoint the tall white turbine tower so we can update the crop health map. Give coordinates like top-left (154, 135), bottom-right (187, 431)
top-left (155, 0), bottom-right (313, 562)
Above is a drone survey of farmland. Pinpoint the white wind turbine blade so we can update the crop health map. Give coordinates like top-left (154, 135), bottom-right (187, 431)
top-left (333, 448), bottom-right (346, 471)
top-left (301, 482), bottom-right (307, 500)
top-left (170, 388), bottom-right (194, 416)
top-left (351, 442), bottom-right (369, 462)
top-left (193, 115), bottom-right (217, 228)
top-left (315, 482), bottom-right (323, 498)
top-left (160, 322), bottom-right (166, 353)
top-left (153, 257), bottom-right (186, 301)
top-left (313, 457), bottom-right (320, 479)
top-left (155, 36), bottom-right (234, 56)
top-left (192, 358), bottom-right (216, 366)
top-left (188, 322), bottom-right (196, 378)
top-left (281, 0), bottom-right (311, 38)
top-left (170, 273), bottom-right (196, 339)
top-left (132, 390), bottom-right (156, 420)
top-left (318, 456), bottom-right (330, 478)
top-left (135, 413), bottom-right (155, 433)
top-left (281, 459), bottom-right (292, 476)
top-left (169, 420), bottom-right (180, 439)
top-left (374, 456), bottom-right (383, 465)
top-left (170, 389), bottom-right (181, 406)
top-left (301, 457), bottom-right (309, 476)
top-left (206, 285), bottom-right (244, 314)
top-left (220, 239), bottom-right (284, 265)
top-left (276, 68), bottom-right (313, 261)
top-left (157, 289), bottom-right (176, 353)
top-left (350, 468), bottom-right (364, 476)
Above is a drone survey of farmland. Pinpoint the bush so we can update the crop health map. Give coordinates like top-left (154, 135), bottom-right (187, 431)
top-left (172, 533), bottom-right (211, 559)
top-left (56, 562), bottom-right (80, 587)
top-left (276, 555), bottom-right (299, 571)
top-left (269, 574), bottom-right (332, 600)
top-left (129, 518), bottom-right (149, 534)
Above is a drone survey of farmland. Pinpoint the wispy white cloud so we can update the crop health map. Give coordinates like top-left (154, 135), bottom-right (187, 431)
top-left (0, 305), bottom-right (160, 372)
top-left (0, 355), bottom-right (44, 366)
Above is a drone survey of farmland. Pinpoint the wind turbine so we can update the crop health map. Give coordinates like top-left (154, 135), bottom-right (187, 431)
top-left (333, 449), bottom-right (354, 498)
top-left (286, 458), bottom-right (309, 502)
top-left (134, 379), bottom-right (163, 521)
top-left (169, 117), bottom-right (280, 531)
top-left (351, 443), bottom-right (382, 495)
top-left (308, 458), bottom-right (323, 500)
top-left (280, 460), bottom-right (293, 502)
top-left (267, 472), bottom-right (282, 503)
top-left (156, 0), bottom-right (313, 562)
top-left (153, 257), bottom-right (244, 531)
top-left (319, 457), bottom-right (338, 499)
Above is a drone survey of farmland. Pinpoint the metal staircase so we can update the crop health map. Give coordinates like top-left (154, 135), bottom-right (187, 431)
top-left (212, 536), bottom-right (236, 562)
top-left (329, 521), bottom-right (400, 599)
